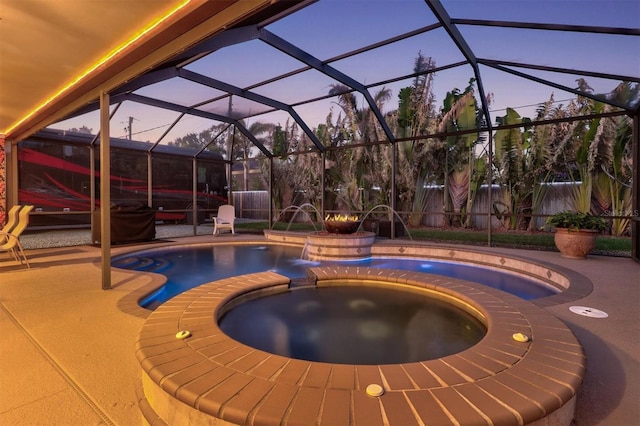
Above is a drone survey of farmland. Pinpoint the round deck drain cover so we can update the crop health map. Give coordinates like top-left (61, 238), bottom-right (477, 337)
top-left (569, 306), bottom-right (608, 318)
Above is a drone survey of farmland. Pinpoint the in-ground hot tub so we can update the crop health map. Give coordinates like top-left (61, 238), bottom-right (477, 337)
top-left (219, 282), bottom-right (487, 365)
top-left (136, 266), bottom-right (585, 426)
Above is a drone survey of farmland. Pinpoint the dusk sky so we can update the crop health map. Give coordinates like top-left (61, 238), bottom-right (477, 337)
top-left (52, 0), bottom-right (639, 149)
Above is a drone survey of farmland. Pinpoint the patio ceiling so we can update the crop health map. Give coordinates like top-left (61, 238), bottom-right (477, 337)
top-left (0, 0), bottom-right (309, 140)
top-left (2, 0), bottom-right (639, 152)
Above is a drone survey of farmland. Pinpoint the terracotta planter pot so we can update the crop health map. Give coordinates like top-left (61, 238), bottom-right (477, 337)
top-left (553, 228), bottom-right (599, 259)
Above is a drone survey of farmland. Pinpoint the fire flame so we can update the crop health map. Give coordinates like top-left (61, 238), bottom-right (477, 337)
top-left (325, 213), bottom-right (359, 222)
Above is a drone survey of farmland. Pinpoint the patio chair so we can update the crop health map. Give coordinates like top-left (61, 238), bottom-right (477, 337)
top-left (212, 205), bottom-right (235, 235)
top-left (0, 205), bottom-right (34, 267)
top-left (0, 205), bottom-right (22, 244)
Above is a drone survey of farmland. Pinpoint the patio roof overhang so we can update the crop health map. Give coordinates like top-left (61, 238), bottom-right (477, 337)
top-left (0, 0), bottom-right (310, 141)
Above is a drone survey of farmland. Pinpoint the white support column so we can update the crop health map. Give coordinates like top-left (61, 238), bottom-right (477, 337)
top-left (100, 91), bottom-right (111, 290)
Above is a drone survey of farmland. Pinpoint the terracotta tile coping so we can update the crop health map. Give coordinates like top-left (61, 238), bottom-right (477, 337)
top-left (135, 266), bottom-right (585, 426)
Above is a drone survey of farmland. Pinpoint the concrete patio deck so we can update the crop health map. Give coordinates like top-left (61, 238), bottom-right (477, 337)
top-left (1, 234), bottom-right (638, 425)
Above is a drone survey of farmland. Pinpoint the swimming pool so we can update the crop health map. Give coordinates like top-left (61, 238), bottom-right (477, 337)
top-left (112, 243), bottom-right (559, 309)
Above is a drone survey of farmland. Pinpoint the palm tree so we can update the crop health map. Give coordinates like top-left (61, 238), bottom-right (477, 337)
top-left (395, 53), bottom-right (438, 225)
top-left (325, 84), bottom-right (394, 213)
top-left (231, 121), bottom-right (274, 191)
top-left (257, 121), bottom-right (296, 213)
top-left (562, 78), bottom-right (618, 215)
top-left (437, 81), bottom-right (485, 228)
top-left (493, 107), bottom-right (535, 230)
top-left (522, 95), bottom-right (569, 231)
top-left (593, 81), bottom-right (638, 235)
top-left (522, 81), bottom-right (636, 234)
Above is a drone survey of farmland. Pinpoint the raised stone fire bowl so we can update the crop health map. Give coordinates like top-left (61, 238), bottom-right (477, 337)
top-left (305, 231), bottom-right (376, 261)
top-left (324, 220), bottom-right (361, 234)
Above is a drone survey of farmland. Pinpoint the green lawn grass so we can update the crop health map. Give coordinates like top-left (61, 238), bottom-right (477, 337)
top-left (236, 221), bottom-right (632, 256)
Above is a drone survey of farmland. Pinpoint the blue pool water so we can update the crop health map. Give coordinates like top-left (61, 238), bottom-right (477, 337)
top-left (112, 244), bottom-right (558, 309)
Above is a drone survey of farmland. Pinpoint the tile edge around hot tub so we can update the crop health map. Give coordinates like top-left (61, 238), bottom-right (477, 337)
top-left (135, 267), bottom-right (585, 426)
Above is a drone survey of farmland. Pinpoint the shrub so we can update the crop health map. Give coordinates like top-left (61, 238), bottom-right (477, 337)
top-left (545, 211), bottom-right (606, 231)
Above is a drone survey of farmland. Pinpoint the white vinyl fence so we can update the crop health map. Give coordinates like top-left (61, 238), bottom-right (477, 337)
top-left (233, 183), bottom-right (601, 230)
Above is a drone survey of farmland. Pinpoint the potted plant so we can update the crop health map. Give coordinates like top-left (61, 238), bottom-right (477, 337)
top-left (545, 211), bottom-right (606, 259)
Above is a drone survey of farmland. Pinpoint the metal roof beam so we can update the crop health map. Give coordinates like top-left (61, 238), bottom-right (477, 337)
top-left (178, 68), bottom-right (325, 152)
top-left (258, 28), bottom-right (396, 143)
top-left (63, 93), bottom-right (129, 120)
top-left (112, 67), bottom-right (180, 97)
top-left (179, 68), bottom-right (286, 110)
top-left (451, 18), bottom-right (640, 36)
top-left (482, 62), bottom-right (633, 112)
top-left (171, 25), bottom-right (262, 68)
top-left (194, 124), bottom-right (232, 157)
top-left (125, 93), bottom-right (272, 157)
top-left (39, 67), bottom-right (180, 122)
top-left (426, 0), bottom-right (493, 132)
top-left (479, 59), bottom-right (640, 84)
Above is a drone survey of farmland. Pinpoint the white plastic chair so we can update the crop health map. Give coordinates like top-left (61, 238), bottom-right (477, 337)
top-left (212, 205), bottom-right (235, 235)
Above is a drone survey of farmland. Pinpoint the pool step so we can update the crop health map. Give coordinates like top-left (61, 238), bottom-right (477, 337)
top-left (112, 256), bottom-right (172, 273)
top-left (147, 259), bottom-right (172, 273)
top-left (112, 256), bottom-right (142, 268)
top-left (289, 276), bottom-right (317, 288)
